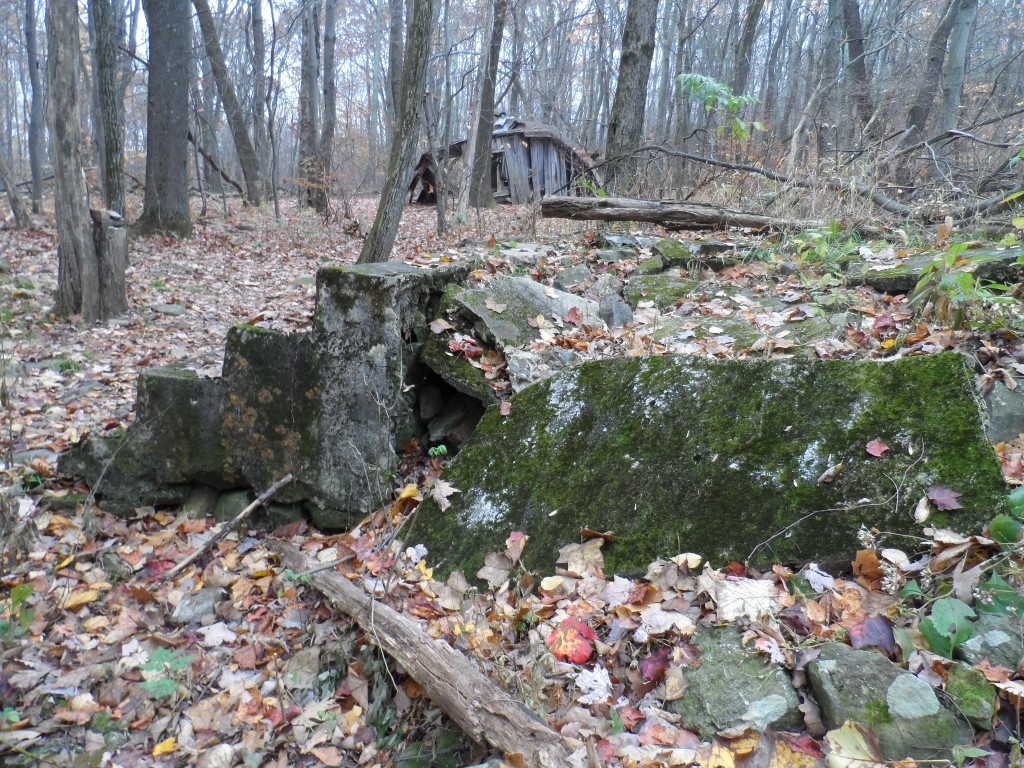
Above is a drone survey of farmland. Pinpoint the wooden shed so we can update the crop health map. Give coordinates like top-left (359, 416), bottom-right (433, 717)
top-left (410, 117), bottom-right (600, 205)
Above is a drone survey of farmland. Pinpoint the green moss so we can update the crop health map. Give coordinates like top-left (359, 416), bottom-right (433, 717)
top-left (420, 336), bottom-right (498, 404)
top-left (413, 353), bottom-right (1006, 578)
top-left (864, 699), bottom-right (894, 726)
top-left (945, 662), bottom-right (996, 728)
top-left (624, 274), bottom-right (699, 309)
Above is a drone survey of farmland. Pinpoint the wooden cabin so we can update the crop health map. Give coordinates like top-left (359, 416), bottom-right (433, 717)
top-left (410, 117), bottom-right (600, 205)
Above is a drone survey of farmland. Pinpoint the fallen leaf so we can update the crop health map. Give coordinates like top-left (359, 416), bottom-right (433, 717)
top-left (928, 485), bottom-right (963, 511)
top-left (484, 297), bottom-right (507, 313)
top-left (548, 617), bottom-right (596, 663)
top-left (429, 318), bottom-right (453, 333)
top-left (429, 478), bottom-right (460, 511)
top-left (865, 440), bottom-right (889, 457)
top-left (499, 401), bottom-right (512, 416)
top-left (848, 615), bottom-right (896, 654)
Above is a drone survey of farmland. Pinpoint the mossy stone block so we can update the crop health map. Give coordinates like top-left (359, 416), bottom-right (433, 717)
top-left (413, 353), bottom-right (1006, 577)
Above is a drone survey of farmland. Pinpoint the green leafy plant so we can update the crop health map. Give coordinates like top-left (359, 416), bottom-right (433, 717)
top-left (428, 444), bottom-right (448, 457)
top-left (909, 243), bottom-right (1020, 330)
top-left (140, 648), bottom-right (194, 699)
top-left (919, 597), bottom-right (975, 659)
top-left (281, 568), bottom-right (312, 586)
top-left (677, 73), bottom-right (762, 140)
top-left (1, 707), bottom-right (19, 724)
top-left (0, 583), bottom-right (35, 643)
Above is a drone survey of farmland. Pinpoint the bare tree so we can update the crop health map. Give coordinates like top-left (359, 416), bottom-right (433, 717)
top-left (89, 0), bottom-right (126, 216)
top-left (467, 0), bottom-right (509, 209)
top-left (193, 0), bottom-right (264, 205)
top-left (48, 0), bottom-right (127, 320)
top-left (24, 0), bottom-right (45, 214)
top-left (0, 139), bottom-right (32, 229)
top-left (136, 0), bottom-right (192, 236)
top-left (316, 0), bottom-right (338, 215)
top-left (358, 0), bottom-right (435, 264)
top-left (604, 0), bottom-right (660, 193)
top-left (297, 0), bottom-right (321, 208)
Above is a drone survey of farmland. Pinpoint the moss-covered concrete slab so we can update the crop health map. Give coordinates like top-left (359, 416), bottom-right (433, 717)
top-left (452, 275), bottom-right (604, 348)
top-left (420, 336), bottom-right (499, 405)
top-left (651, 237), bottom-right (740, 270)
top-left (624, 274), bottom-right (699, 309)
top-left (848, 244), bottom-right (1024, 294)
top-left (414, 353), bottom-right (1006, 577)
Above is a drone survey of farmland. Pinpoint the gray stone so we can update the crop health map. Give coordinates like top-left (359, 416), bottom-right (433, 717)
top-left (667, 626), bottom-right (801, 738)
top-left (624, 274), bottom-right (699, 309)
top-left (421, 336), bottom-right (499, 405)
top-left (214, 490), bottom-right (253, 522)
top-left (955, 612), bottom-right (1024, 669)
top-left (587, 273), bottom-right (626, 301)
top-left (595, 247), bottom-right (635, 264)
top-left (58, 367), bottom-right (239, 514)
top-left (418, 386), bottom-right (444, 421)
top-left (505, 347), bottom-right (578, 392)
top-left (0, 256), bottom-right (11, 272)
top-left (808, 643), bottom-right (970, 761)
top-left (985, 381), bottom-right (1024, 444)
top-left (452, 275), bottom-right (604, 349)
top-left (183, 486), bottom-right (220, 519)
top-left (413, 353), bottom-right (1007, 577)
top-left (171, 587), bottom-right (226, 625)
top-left (151, 303), bottom-right (187, 316)
top-left (261, 502), bottom-right (307, 529)
top-left (553, 265), bottom-right (593, 292)
top-left (599, 295), bottom-right (633, 327)
top-left (499, 243), bottom-right (550, 267)
top-left (653, 237), bottom-right (738, 269)
top-left (945, 662), bottom-right (997, 730)
top-left (11, 448), bottom-right (57, 466)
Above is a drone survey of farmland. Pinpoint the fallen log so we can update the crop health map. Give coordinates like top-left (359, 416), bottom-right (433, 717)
top-left (270, 540), bottom-right (573, 768)
top-left (541, 195), bottom-right (890, 237)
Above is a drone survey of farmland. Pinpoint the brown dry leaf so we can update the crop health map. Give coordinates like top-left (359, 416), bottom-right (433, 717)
top-left (428, 478), bottom-right (460, 511)
top-left (557, 538), bottom-right (605, 577)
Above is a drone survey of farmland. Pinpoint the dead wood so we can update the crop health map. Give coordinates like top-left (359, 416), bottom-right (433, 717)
top-left (167, 474), bottom-right (293, 579)
top-left (541, 195), bottom-right (891, 237)
top-left (270, 540), bottom-right (573, 768)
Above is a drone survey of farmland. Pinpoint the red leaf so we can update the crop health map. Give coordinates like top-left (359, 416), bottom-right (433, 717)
top-left (639, 646), bottom-right (671, 683)
top-left (928, 485), bottom-right (964, 511)
top-left (564, 306), bottom-right (581, 325)
top-left (865, 439), bottom-right (889, 457)
top-left (547, 618), bottom-right (596, 663)
top-left (499, 402), bottom-right (512, 417)
top-left (848, 614), bottom-right (896, 655)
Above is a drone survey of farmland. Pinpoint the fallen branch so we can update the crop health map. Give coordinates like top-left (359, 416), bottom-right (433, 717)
top-left (269, 540), bottom-right (573, 768)
top-left (541, 195), bottom-right (891, 237)
top-left (167, 474), bottom-right (293, 579)
top-left (186, 130), bottom-right (245, 197)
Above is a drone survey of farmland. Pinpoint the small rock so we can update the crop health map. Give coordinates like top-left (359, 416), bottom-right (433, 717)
top-left (955, 612), bottom-right (1024, 669)
top-left (595, 247), bottom-right (635, 264)
top-left (599, 295), bottom-right (633, 327)
top-left (588, 273), bottom-right (625, 301)
top-left (183, 486), bottom-right (220, 519)
top-left (151, 303), bottom-right (187, 316)
top-left (196, 743), bottom-right (236, 768)
top-left (985, 381), bottom-right (1024, 444)
top-left (418, 385), bottom-right (444, 421)
top-left (214, 490), bottom-right (253, 522)
top-left (945, 662), bottom-right (997, 729)
top-left (553, 264), bottom-right (593, 292)
top-left (0, 256), bottom-right (11, 272)
top-left (171, 587), bottom-right (226, 625)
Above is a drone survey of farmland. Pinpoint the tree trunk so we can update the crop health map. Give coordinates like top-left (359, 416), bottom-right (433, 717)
top-left (49, 0), bottom-right (129, 321)
top-left (297, 1), bottom-right (321, 208)
top-left (386, 0), bottom-right (405, 135)
top-left (936, 0), bottom-right (978, 137)
top-left (901, 0), bottom-right (958, 144)
top-left (841, 0), bottom-right (875, 140)
top-left (731, 0), bottom-right (765, 97)
top-left (136, 0), bottom-right (193, 236)
top-left (468, 0), bottom-right (509, 209)
top-left (0, 140), bottom-right (32, 229)
top-left (603, 0), bottom-right (660, 194)
top-left (193, 0), bottom-right (264, 205)
top-left (315, 0), bottom-right (338, 215)
top-left (358, 0), bottom-right (434, 264)
top-left (89, 0), bottom-right (126, 216)
top-left (24, 0), bottom-right (45, 214)
top-left (251, 0), bottom-right (269, 187)
top-left (197, 49), bottom-right (224, 195)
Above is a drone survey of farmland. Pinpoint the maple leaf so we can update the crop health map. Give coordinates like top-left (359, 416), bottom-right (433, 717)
top-left (639, 646), bottom-right (671, 683)
top-left (564, 306), bottom-right (581, 325)
top-left (928, 485), bottom-right (964, 510)
top-left (865, 439), bottom-right (889, 457)
top-left (547, 617), bottom-right (596, 663)
top-left (848, 615), bottom-right (896, 654)
top-left (429, 478), bottom-right (460, 511)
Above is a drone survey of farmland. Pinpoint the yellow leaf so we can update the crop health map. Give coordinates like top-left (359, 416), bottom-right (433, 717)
top-left (153, 737), bottom-right (178, 757)
top-left (55, 554), bottom-right (75, 569)
top-left (880, 338), bottom-right (895, 349)
top-left (824, 721), bottom-right (885, 768)
top-left (64, 589), bottom-right (100, 610)
top-left (416, 561), bottom-right (433, 579)
top-left (398, 483), bottom-right (419, 501)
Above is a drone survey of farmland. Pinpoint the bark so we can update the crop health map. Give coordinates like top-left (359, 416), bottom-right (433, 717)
top-left (136, 0), bottom-right (192, 236)
top-left (731, 0), bottom-right (765, 97)
top-left (193, 0), bottom-right (264, 205)
top-left (358, 0), bottom-right (434, 264)
top-left (297, 1), bottom-right (321, 208)
top-left (540, 196), bottom-right (890, 236)
top-left (197, 49), bottom-right (224, 195)
top-left (603, 0), bottom-right (659, 194)
top-left (271, 541), bottom-right (572, 767)
top-left (315, 0), bottom-right (338, 215)
top-left (841, 0), bottom-right (875, 139)
top-left (89, 0), bottom-right (126, 216)
top-left (24, 0), bottom-right (45, 214)
top-left (468, 0), bottom-right (509, 209)
top-left (251, 0), bottom-right (269, 184)
top-left (48, 0), bottom-right (128, 321)
top-left (386, 0), bottom-right (404, 133)
top-left (936, 0), bottom-right (978, 137)
top-left (0, 141), bottom-right (32, 229)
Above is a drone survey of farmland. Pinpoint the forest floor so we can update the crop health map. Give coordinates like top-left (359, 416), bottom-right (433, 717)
top-left (2, 195), bottom-right (1024, 767)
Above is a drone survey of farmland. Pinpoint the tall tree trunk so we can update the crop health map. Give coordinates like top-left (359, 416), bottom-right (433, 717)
top-left (136, 0), bottom-right (192, 236)
top-left (358, 0), bottom-right (434, 264)
top-left (48, 0), bottom-right (127, 320)
top-left (193, 0), bottom-right (264, 205)
top-left (936, 0), bottom-right (978, 136)
top-left (197, 49), bottom-right (224, 194)
top-left (0, 139), bottom-right (33, 229)
top-left (297, 1), bottom-right (321, 208)
top-left (315, 0), bottom-right (338, 215)
top-left (731, 0), bottom-right (765, 97)
top-left (468, 0), bottom-right (509, 209)
top-left (386, 0), bottom-right (405, 136)
top-left (841, 0), bottom-right (876, 140)
top-left (251, 0), bottom-right (269, 187)
top-left (604, 0), bottom-right (660, 194)
top-left (24, 0), bottom-right (45, 214)
top-left (901, 0), bottom-right (958, 144)
top-left (89, 0), bottom-right (126, 216)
